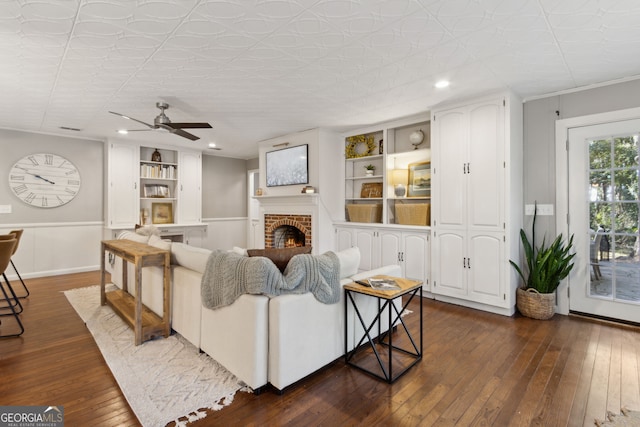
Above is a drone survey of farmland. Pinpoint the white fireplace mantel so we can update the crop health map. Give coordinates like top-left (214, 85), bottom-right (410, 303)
top-left (254, 194), bottom-right (319, 207)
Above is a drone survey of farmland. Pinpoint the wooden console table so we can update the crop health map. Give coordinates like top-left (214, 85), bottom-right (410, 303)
top-left (100, 239), bottom-right (171, 345)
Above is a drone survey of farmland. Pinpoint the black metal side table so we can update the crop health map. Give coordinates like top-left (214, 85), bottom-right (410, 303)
top-left (344, 276), bottom-right (423, 383)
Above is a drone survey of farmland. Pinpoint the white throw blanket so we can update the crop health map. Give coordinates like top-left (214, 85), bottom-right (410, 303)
top-left (201, 250), bottom-right (340, 310)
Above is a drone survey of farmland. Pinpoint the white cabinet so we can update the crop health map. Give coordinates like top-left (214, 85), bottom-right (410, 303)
top-left (107, 142), bottom-right (139, 228)
top-left (431, 93), bottom-right (522, 315)
top-left (433, 99), bottom-right (504, 230)
top-left (106, 142), bottom-right (205, 245)
top-left (177, 150), bottom-right (202, 224)
top-left (354, 228), bottom-right (378, 272)
top-left (432, 229), bottom-right (504, 306)
top-left (335, 225), bottom-right (430, 291)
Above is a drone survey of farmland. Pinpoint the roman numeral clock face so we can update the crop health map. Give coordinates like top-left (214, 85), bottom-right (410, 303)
top-left (9, 153), bottom-right (81, 208)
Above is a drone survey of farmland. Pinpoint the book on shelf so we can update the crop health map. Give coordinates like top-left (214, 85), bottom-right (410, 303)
top-left (356, 278), bottom-right (401, 290)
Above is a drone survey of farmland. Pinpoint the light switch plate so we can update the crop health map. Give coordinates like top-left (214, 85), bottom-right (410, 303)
top-left (0, 205), bottom-right (12, 214)
top-left (525, 204), bottom-right (554, 216)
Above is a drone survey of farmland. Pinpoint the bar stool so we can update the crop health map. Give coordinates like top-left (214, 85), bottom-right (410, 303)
top-left (0, 234), bottom-right (23, 314)
top-left (8, 229), bottom-right (29, 298)
top-left (0, 238), bottom-right (24, 338)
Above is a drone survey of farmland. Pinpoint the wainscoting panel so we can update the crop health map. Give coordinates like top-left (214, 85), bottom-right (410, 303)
top-left (0, 222), bottom-right (103, 279)
top-left (202, 217), bottom-right (248, 251)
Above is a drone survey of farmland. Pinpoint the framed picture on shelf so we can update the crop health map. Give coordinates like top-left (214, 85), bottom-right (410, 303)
top-left (152, 202), bottom-right (173, 224)
top-left (408, 162), bottom-right (430, 197)
top-left (360, 182), bottom-right (383, 198)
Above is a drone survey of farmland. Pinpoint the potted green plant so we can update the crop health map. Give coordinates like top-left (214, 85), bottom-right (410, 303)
top-left (509, 204), bottom-right (576, 319)
top-left (364, 164), bottom-right (376, 176)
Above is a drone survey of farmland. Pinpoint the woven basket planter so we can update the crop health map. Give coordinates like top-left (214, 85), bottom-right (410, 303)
top-left (516, 288), bottom-right (555, 320)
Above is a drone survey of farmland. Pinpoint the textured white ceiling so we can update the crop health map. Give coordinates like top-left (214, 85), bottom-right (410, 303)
top-left (2, 0), bottom-right (640, 159)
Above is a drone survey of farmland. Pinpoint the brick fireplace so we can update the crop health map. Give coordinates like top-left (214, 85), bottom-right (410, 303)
top-left (256, 194), bottom-right (334, 254)
top-left (264, 214), bottom-right (312, 248)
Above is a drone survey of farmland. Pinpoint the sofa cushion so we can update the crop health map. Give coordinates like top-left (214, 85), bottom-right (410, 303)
top-left (247, 246), bottom-right (312, 272)
top-left (171, 242), bottom-right (211, 274)
top-left (336, 247), bottom-right (360, 279)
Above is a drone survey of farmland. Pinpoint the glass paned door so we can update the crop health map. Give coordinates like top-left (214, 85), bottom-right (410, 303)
top-left (568, 119), bottom-right (640, 323)
top-left (589, 135), bottom-right (640, 303)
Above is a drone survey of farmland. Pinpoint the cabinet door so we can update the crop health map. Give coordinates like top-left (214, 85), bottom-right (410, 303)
top-left (433, 109), bottom-right (467, 228)
top-left (184, 226), bottom-right (205, 247)
top-left (335, 227), bottom-right (355, 252)
top-left (177, 151), bottom-right (202, 224)
top-left (467, 100), bottom-right (504, 229)
top-left (467, 231), bottom-right (505, 307)
top-left (107, 142), bottom-right (139, 228)
top-left (432, 229), bottom-right (466, 298)
top-left (402, 233), bottom-right (429, 288)
top-left (354, 229), bottom-right (377, 272)
top-left (379, 230), bottom-right (402, 268)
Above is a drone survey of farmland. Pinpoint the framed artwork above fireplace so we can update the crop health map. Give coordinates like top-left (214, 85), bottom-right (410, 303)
top-left (266, 144), bottom-right (308, 187)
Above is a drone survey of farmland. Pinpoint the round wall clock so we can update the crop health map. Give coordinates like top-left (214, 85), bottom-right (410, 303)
top-left (8, 153), bottom-right (81, 208)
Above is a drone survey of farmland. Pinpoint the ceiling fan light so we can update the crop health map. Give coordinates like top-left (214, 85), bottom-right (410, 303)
top-left (435, 80), bottom-right (450, 89)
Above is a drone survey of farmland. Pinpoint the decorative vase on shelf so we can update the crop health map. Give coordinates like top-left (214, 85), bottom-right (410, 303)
top-left (365, 170), bottom-right (374, 177)
top-left (151, 149), bottom-right (162, 162)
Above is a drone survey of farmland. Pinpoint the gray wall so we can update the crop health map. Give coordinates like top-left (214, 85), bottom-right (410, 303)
top-left (0, 129), bottom-right (254, 225)
top-left (202, 154), bottom-right (250, 218)
top-left (246, 157), bottom-right (258, 170)
top-left (524, 79), bottom-right (640, 236)
top-left (0, 129), bottom-right (103, 223)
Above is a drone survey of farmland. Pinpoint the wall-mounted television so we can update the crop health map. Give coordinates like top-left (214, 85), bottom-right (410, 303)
top-left (266, 144), bottom-right (309, 187)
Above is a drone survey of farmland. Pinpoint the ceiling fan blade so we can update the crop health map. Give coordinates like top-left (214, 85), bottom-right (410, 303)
top-left (109, 111), bottom-right (156, 129)
top-left (164, 122), bottom-right (212, 129)
top-left (173, 128), bottom-right (200, 141)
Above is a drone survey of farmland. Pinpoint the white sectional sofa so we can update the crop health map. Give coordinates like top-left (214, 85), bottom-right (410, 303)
top-left (107, 233), bottom-right (402, 392)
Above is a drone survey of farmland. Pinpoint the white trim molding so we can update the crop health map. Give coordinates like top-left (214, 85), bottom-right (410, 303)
top-left (555, 106), bottom-right (640, 314)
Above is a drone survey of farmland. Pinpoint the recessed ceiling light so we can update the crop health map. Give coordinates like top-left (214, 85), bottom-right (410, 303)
top-left (208, 142), bottom-right (221, 150)
top-left (118, 129), bottom-right (128, 135)
top-left (435, 80), bottom-right (450, 89)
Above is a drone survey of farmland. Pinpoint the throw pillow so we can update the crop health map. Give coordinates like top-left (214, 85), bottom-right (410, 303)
top-left (336, 247), bottom-right (360, 278)
top-left (228, 246), bottom-right (248, 256)
top-left (247, 246), bottom-right (312, 272)
top-left (117, 230), bottom-right (149, 244)
top-left (135, 225), bottom-right (161, 237)
top-left (148, 235), bottom-right (171, 251)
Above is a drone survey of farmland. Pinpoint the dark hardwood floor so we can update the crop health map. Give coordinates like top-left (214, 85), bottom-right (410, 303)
top-left (1, 271), bottom-right (639, 426)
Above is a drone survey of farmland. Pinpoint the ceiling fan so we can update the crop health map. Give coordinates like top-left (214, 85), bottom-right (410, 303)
top-left (109, 102), bottom-right (212, 141)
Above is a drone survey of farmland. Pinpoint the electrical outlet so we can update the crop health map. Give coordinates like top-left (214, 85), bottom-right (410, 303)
top-left (524, 204), bottom-right (554, 216)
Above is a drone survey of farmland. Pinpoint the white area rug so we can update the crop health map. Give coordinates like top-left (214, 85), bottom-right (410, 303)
top-left (64, 285), bottom-right (248, 427)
